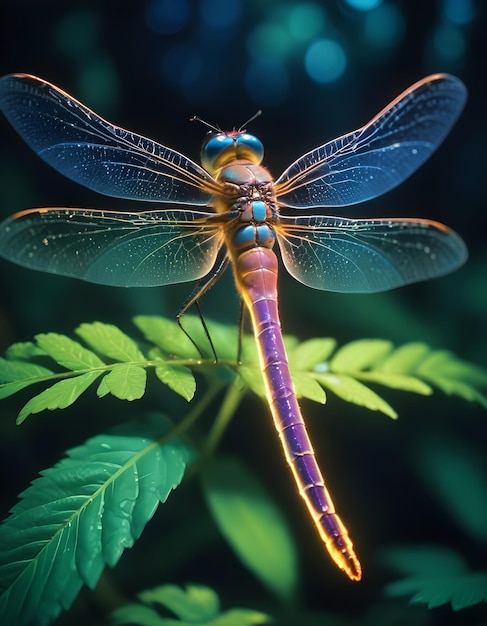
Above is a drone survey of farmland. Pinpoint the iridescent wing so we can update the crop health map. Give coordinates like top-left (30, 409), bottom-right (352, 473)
top-left (274, 74), bottom-right (466, 208)
top-left (0, 208), bottom-right (224, 287)
top-left (0, 74), bottom-right (220, 204)
top-left (276, 215), bottom-right (467, 293)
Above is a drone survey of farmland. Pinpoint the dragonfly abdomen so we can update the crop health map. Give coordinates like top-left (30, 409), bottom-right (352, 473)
top-left (234, 246), bottom-right (362, 581)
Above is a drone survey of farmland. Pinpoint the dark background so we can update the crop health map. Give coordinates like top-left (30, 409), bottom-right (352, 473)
top-left (0, 1), bottom-right (486, 624)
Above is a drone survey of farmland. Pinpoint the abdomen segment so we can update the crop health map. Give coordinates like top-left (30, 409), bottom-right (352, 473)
top-left (234, 246), bottom-right (362, 581)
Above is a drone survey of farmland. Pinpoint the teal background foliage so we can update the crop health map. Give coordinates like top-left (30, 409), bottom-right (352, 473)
top-left (0, 1), bottom-right (486, 625)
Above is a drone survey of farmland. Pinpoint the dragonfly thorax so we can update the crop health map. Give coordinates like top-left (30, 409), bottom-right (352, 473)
top-left (232, 222), bottom-right (276, 251)
top-left (201, 131), bottom-right (264, 173)
top-left (214, 161), bottom-right (277, 254)
top-left (230, 194), bottom-right (277, 253)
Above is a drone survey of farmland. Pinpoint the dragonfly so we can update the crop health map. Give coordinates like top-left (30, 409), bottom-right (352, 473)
top-left (0, 73), bottom-right (467, 581)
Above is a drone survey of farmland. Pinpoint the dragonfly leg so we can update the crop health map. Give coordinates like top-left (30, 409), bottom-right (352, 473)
top-left (236, 300), bottom-right (247, 365)
top-left (176, 250), bottom-right (229, 361)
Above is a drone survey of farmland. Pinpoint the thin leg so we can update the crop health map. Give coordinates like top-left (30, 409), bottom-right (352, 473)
top-left (176, 250), bottom-right (229, 360)
top-left (237, 300), bottom-right (246, 365)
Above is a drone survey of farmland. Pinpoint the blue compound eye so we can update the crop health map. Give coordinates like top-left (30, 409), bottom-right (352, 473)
top-left (201, 132), bottom-right (264, 172)
top-left (235, 133), bottom-right (264, 165)
top-left (201, 134), bottom-right (235, 172)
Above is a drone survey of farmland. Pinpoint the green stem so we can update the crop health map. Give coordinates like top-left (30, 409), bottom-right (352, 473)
top-left (161, 380), bottom-right (223, 444)
top-left (204, 376), bottom-right (246, 457)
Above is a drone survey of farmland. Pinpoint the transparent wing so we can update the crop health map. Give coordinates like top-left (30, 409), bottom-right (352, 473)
top-left (274, 74), bottom-right (467, 208)
top-left (0, 74), bottom-right (219, 204)
top-left (0, 208), bottom-right (224, 287)
top-left (276, 215), bottom-right (467, 293)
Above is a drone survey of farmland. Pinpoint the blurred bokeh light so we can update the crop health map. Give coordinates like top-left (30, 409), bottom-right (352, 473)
top-left (304, 38), bottom-right (347, 83)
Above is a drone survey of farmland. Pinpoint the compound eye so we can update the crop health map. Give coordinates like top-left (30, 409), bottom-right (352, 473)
top-left (235, 133), bottom-right (264, 165)
top-left (200, 132), bottom-right (265, 173)
top-left (201, 134), bottom-right (234, 172)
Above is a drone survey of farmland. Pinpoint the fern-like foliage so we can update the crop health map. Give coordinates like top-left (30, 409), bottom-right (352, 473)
top-left (290, 337), bottom-right (487, 418)
top-left (1, 316), bottom-right (487, 622)
top-left (0, 319), bottom-right (201, 423)
top-left (1, 316), bottom-right (486, 424)
top-left (0, 415), bottom-right (190, 626)
top-left (111, 583), bottom-right (271, 625)
top-left (383, 545), bottom-right (487, 611)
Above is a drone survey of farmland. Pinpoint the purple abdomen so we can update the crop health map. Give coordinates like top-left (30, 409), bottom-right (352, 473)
top-left (234, 246), bottom-right (362, 581)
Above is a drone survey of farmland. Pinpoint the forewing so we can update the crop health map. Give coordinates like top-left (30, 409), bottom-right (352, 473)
top-left (0, 208), bottom-right (223, 287)
top-left (0, 74), bottom-right (218, 204)
top-left (275, 74), bottom-right (467, 208)
top-left (276, 215), bottom-right (467, 293)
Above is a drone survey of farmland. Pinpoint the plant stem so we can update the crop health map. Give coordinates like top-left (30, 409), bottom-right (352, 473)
top-left (161, 380), bottom-right (223, 445)
top-left (204, 376), bottom-right (245, 457)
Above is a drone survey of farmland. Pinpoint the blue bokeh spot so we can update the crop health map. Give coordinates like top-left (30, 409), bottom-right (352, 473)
top-left (287, 3), bottom-right (326, 42)
top-left (364, 2), bottom-right (405, 49)
top-left (344, 0), bottom-right (382, 10)
top-left (304, 39), bottom-right (347, 83)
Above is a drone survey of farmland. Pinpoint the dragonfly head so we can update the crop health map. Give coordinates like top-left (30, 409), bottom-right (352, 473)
top-left (200, 131), bottom-right (264, 173)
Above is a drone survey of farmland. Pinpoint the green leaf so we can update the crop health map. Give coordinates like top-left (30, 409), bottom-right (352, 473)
top-left (136, 315), bottom-right (252, 363)
top-left (419, 350), bottom-right (487, 385)
top-left (289, 338), bottom-right (337, 370)
top-left (390, 571), bottom-right (487, 611)
top-left (0, 380), bottom-right (45, 400)
top-left (76, 321), bottom-right (145, 361)
top-left (5, 341), bottom-right (47, 360)
top-left (431, 380), bottom-right (487, 408)
top-left (155, 363), bottom-right (196, 401)
top-left (0, 358), bottom-right (53, 383)
top-left (356, 371), bottom-right (432, 395)
top-left (0, 415), bottom-right (189, 626)
top-left (330, 339), bottom-right (393, 373)
top-left (237, 365), bottom-right (266, 398)
top-left (16, 371), bottom-right (102, 424)
top-left (290, 371), bottom-right (327, 404)
top-left (134, 316), bottom-right (200, 359)
top-left (35, 332), bottom-right (105, 370)
top-left (417, 351), bottom-right (487, 408)
top-left (0, 359), bottom-right (54, 399)
top-left (202, 457), bottom-right (298, 599)
top-left (96, 375), bottom-right (111, 398)
top-left (112, 584), bottom-right (271, 625)
top-left (376, 342), bottom-right (431, 374)
top-left (211, 609), bottom-right (272, 626)
top-left (383, 545), bottom-right (487, 611)
top-left (104, 364), bottom-right (147, 400)
top-left (315, 339), bottom-right (487, 412)
top-left (239, 334), bottom-right (259, 364)
top-left (315, 373), bottom-right (397, 418)
top-left (111, 603), bottom-right (167, 626)
top-left (181, 316), bottom-right (240, 361)
top-left (141, 584), bottom-right (220, 622)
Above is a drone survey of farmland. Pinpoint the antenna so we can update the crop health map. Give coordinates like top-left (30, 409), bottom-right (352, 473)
top-left (238, 110), bottom-right (262, 132)
top-left (190, 110), bottom-right (263, 134)
top-left (189, 115), bottom-right (221, 133)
